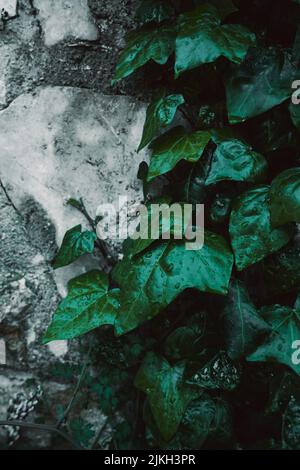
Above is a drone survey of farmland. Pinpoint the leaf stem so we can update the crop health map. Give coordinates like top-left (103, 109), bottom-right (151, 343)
top-left (0, 420), bottom-right (83, 450)
top-left (56, 341), bottom-right (92, 429)
top-left (68, 197), bottom-right (116, 264)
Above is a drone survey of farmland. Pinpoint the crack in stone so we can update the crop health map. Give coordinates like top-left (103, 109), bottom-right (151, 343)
top-left (0, 176), bottom-right (21, 216)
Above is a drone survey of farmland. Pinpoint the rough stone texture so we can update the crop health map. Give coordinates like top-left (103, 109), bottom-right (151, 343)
top-left (0, 0), bottom-right (145, 111)
top-left (35, 0), bottom-right (99, 46)
top-left (0, 86), bottom-right (148, 286)
top-left (0, 0), bottom-right (148, 449)
top-left (0, 0), bottom-right (18, 19)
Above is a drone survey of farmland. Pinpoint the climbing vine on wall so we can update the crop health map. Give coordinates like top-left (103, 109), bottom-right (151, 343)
top-left (11, 0), bottom-right (300, 450)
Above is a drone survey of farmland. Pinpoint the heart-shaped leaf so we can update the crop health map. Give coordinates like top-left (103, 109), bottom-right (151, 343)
top-left (134, 352), bottom-right (198, 441)
top-left (43, 271), bottom-right (119, 343)
top-left (113, 24), bottom-right (176, 83)
top-left (247, 305), bottom-right (300, 376)
top-left (53, 225), bottom-right (97, 269)
top-left (113, 233), bottom-right (233, 335)
top-left (175, 4), bottom-right (255, 78)
top-left (145, 394), bottom-right (232, 450)
top-left (226, 47), bottom-right (298, 124)
top-left (147, 126), bottom-right (211, 181)
top-left (138, 90), bottom-right (185, 151)
top-left (205, 138), bottom-right (268, 186)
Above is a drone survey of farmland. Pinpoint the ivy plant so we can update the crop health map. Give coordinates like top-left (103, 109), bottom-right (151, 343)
top-left (42, 0), bottom-right (300, 451)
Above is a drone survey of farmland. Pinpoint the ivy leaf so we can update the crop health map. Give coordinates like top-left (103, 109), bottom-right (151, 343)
top-left (269, 168), bottom-right (300, 227)
top-left (229, 186), bottom-right (293, 271)
top-left (247, 305), bottom-right (300, 376)
top-left (186, 351), bottom-right (240, 391)
top-left (175, 4), bottom-right (255, 78)
top-left (205, 138), bottom-right (268, 186)
top-left (134, 352), bottom-right (198, 441)
top-left (112, 233), bottom-right (233, 335)
top-left (221, 280), bottom-right (271, 360)
top-left (52, 225), bottom-right (97, 269)
top-left (145, 394), bottom-right (232, 450)
top-left (112, 24), bottom-right (176, 83)
top-left (43, 271), bottom-right (119, 343)
top-left (138, 90), bottom-right (185, 151)
top-left (135, 0), bottom-right (173, 24)
top-left (148, 126), bottom-right (211, 181)
top-left (226, 47), bottom-right (298, 124)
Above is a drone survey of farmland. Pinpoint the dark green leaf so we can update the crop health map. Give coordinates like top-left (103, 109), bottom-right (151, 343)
top-left (269, 167), bottom-right (300, 226)
top-left (229, 186), bottom-right (293, 270)
top-left (221, 280), bottom-right (271, 360)
top-left (205, 138), bottom-right (268, 186)
top-left (247, 305), bottom-right (300, 376)
top-left (52, 225), bottom-right (97, 269)
top-left (175, 4), bottom-right (255, 78)
top-left (148, 126), bottom-right (211, 181)
top-left (112, 24), bottom-right (176, 83)
top-left (146, 394), bottom-right (232, 450)
top-left (113, 233), bottom-right (233, 335)
top-left (226, 47), bottom-right (298, 124)
top-left (43, 271), bottom-right (119, 343)
top-left (138, 90), bottom-right (184, 151)
top-left (134, 352), bottom-right (198, 441)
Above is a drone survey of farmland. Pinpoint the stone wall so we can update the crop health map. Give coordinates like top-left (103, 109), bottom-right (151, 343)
top-left (0, 0), bottom-right (148, 448)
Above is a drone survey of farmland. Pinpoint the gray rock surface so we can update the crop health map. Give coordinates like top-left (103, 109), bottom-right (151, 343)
top-left (35, 0), bottom-right (99, 46)
top-left (0, 0), bottom-right (149, 449)
top-left (0, 0), bottom-right (143, 111)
